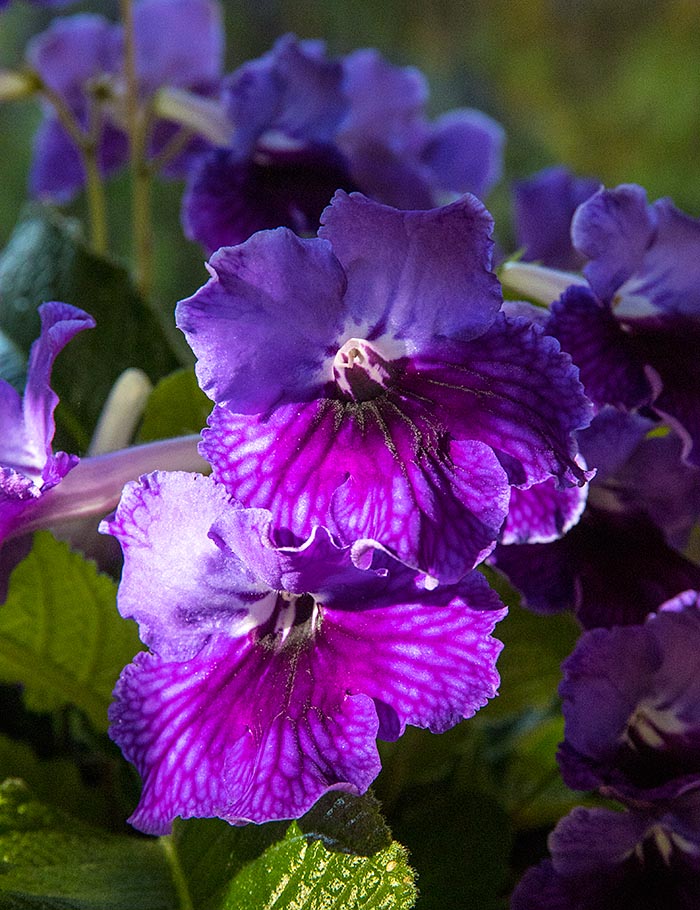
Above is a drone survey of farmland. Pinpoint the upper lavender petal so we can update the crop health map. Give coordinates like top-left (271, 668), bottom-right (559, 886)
top-left (176, 227), bottom-right (347, 412)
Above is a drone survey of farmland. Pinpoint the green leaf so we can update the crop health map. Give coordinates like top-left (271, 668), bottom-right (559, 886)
top-left (0, 778), bottom-right (177, 910)
top-left (0, 533), bottom-right (141, 732)
top-left (171, 791), bottom-right (416, 910)
top-left (477, 566), bottom-right (581, 719)
top-left (388, 782), bottom-right (512, 910)
top-left (494, 713), bottom-right (582, 830)
top-left (137, 368), bottom-right (211, 443)
top-left (0, 204), bottom-right (180, 451)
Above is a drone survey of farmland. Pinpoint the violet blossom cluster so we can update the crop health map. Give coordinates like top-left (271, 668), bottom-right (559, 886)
top-left (25, 0), bottom-right (224, 200)
top-left (495, 177), bottom-right (700, 630)
top-left (512, 591), bottom-right (700, 909)
top-left (4, 7), bottom-right (700, 905)
top-left (182, 33), bottom-right (505, 252)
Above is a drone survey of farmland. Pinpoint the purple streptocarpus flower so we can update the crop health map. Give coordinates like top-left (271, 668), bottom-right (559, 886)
top-left (177, 191), bottom-right (592, 585)
top-left (512, 165), bottom-right (599, 271)
top-left (557, 590), bottom-right (700, 804)
top-left (27, 0), bottom-right (223, 201)
top-left (102, 470), bottom-right (507, 833)
top-left (492, 409), bottom-right (700, 628)
top-left (511, 801), bottom-right (700, 910)
top-left (183, 34), bottom-right (504, 253)
top-left (0, 302), bottom-right (94, 572)
top-left (547, 185), bottom-right (700, 466)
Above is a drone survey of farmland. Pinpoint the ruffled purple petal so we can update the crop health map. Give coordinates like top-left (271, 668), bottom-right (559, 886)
top-left (226, 35), bottom-right (347, 155)
top-left (319, 191), bottom-right (502, 344)
top-left (572, 184), bottom-right (656, 304)
top-left (182, 144), bottom-right (355, 254)
top-left (500, 475), bottom-right (587, 545)
top-left (134, 0), bottom-right (223, 95)
top-left (575, 186), bottom-right (700, 319)
top-left (111, 637), bottom-right (381, 833)
top-left (513, 166), bottom-right (600, 270)
top-left (547, 285), bottom-right (654, 410)
top-left (176, 229), bottom-right (347, 412)
top-left (23, 303), bottom-right (95, 468)
top-left (405, 316), bottom-right (593, 488)
top-left (99, 472), bottom-right (264, 661)
top-left (559, 598), bottom-right (700, 801)
top-left (328, 568), bottom-right (506, 739)
top-left (420, 109), bottom-right (504, 200)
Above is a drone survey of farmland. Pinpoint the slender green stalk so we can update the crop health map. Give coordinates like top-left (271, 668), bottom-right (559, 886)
top-left (40, 84), bottom-right (109, 255)
top-left (120, 0), bottom-right (154, 299)
top-left (160, 835), bottom-right (194, 910)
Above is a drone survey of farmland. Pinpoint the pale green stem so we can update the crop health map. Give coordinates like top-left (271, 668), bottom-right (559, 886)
top-left (499, 261), bottom-right (586, 306)
top-left (120, 0), bottom-right (154, 299)
top-left (160, 835), bottom-right (194, 910)
top-left (10, 436), bottom-right (208, 539)
top-left (40, 83), bottom-right (109, 255)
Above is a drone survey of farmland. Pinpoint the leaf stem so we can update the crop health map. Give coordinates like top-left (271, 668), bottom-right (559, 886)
top-left (120, 0), bottom-right (154, 299)
top-left (39, 83), bottom-right (109, 255)
top-left (160, 834), bottom-right (194, 910)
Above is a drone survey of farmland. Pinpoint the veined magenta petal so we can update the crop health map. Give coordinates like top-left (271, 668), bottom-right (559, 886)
top-left (501, 475), bottom-right (588, 545)
top-left (111, 637), bottom-right (381, 834)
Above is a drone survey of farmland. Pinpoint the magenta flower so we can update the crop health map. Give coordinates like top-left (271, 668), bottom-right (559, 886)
top-left (177, 191), bottom-right (592, 584)
top-left (102, 470), bottom-right (506, 833)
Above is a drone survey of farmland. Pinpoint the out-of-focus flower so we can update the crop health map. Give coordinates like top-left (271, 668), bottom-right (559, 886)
top-left (547, 185), bottom-right (700, 466)
top-left (557, 590), bottom-right (700, 803)
top-left (492, 409), bottom-right (700, 627)
top-left (26, 0), bottom-right (224, 201)
top-left (102, 470), bottom-right (506, 834)
top-left (177, 191), bottom-right (591, 584)
top-left (512, 165), bottom-right (599, 270)
top-left (0, 301), bottom-right (94, 592)
top-left (512, 591), bottom-right (700, 909)
top-left (183, 34), bottom-right (505, 252)
top-left (511, 801), bottom-right (700, 910)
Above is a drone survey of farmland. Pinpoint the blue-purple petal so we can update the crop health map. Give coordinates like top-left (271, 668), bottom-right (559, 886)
top-left (513, 165), bottom-right (599, 270)
top-left (319, 191), bottom-right (502, 344)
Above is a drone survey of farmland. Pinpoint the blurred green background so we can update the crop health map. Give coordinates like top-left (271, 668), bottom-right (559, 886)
top-left (2, 0), bottom-right (699, 311)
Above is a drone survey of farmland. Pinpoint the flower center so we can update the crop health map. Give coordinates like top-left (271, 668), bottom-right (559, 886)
top-left (258, 591), bottom-right (321, 651)
top-left (332, 337), bottom-right (394, 402)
